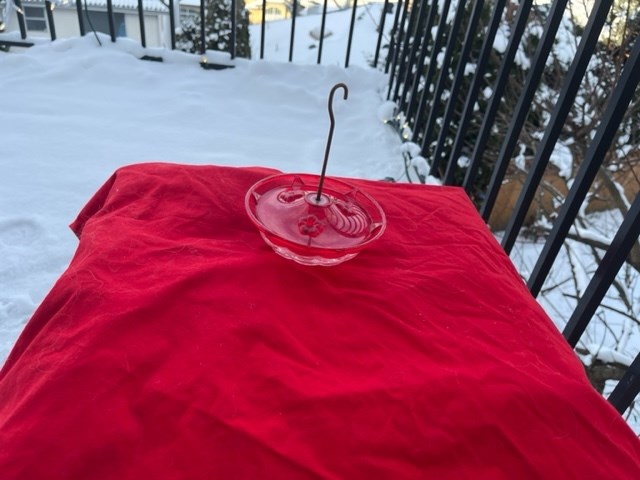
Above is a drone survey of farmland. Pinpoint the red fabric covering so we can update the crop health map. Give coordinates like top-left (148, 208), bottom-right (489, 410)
top-left (1, 163), bottom-right (639, 479)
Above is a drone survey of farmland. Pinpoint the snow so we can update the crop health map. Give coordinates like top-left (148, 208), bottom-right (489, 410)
top-left (0, 7), bottom-right (403, 364)
top-left (493, 23), bottom-right (509, 54)
top-left (583, 344), bottom-right (634, 368)
top-left (457, 155), bottom-right (470, 168)
top-left (410, 155), bottom-right (430, 177)
top-left (514, 143), bottom-right (527, 170)
top-left (251, 3), bottom-right (392, 67)
top-left (569, 224), bottom-right (613, 249)
top-left (464, 62), bottom-right (476, 76)
top-left (552, 16), bottom-right (579, 66)
top-left (376, 100), bottom-right (396, 122)
top-left (550, 140), bottom-right (574, 178)
top-left (399, 141), bottom-right (422, 158)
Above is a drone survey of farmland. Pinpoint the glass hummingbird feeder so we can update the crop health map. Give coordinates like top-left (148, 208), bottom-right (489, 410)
top-left (245, 83), bottom-right (387, 266)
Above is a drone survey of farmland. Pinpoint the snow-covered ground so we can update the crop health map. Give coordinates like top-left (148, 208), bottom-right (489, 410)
top-left (1, 2), bottom-right (639, 433)
top-left (0, 5), bottom-right (402, 364)
top-left (250, 2), bottom-right (390, 66)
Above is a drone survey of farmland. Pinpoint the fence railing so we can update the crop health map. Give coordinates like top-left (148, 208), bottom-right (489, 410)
top-left (385, 0), bottom-right (640, 417)
top-left (0, 0), bottom-right (391, 68)
top-left (2, 0), bottom-right (640, 417)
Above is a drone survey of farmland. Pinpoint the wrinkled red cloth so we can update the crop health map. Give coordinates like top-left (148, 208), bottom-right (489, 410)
top-left (1, 163), bottom-right (638, 479)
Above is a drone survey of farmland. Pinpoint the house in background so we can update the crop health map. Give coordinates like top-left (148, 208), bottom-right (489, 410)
top-left (178, 0), bottom-right (292, 27)
top-left (177, 0), bottom-right (200, 24)
top-left (245, 0), bottom-right (291, 24)
top-left (244, 0), bottom-right (362, 25)
top-left (0, 0), bottom-right (171, 47)
top-left (1, 0), bottom-right (369, 48)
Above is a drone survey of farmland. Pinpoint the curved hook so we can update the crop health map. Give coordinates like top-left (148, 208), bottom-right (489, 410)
top-left (316, 83), bottom-right (349, 202)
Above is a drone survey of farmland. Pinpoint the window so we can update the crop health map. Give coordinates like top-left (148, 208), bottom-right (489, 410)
top-left (0, 1), bottom-right (6, 31)
top-left (180, 6), bottom-right (200, 24)
top-left (83, 11), bottom-right (126, 37)
top-left (266, 7), bottom-right (281, 15)
top-left (24, 6), bottom-right (47, 31)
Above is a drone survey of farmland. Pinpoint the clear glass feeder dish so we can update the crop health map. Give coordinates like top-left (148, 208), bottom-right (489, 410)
top-left (245, 174), bottom-right (386, 266)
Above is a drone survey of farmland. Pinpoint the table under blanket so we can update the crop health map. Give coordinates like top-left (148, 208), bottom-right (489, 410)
top-left (1, 163), bottom-right (638, 479)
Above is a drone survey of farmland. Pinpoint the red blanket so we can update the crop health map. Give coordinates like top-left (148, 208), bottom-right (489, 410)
top-left (1, 163), bottom-right (638, 479)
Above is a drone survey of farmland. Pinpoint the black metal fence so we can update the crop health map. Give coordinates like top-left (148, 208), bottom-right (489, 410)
top-left (384, 0), bottom-right (640, 416)
top-left (0, 0), bottom-right (391, 67)
top-left (2, 0), bottom-right (640, 416)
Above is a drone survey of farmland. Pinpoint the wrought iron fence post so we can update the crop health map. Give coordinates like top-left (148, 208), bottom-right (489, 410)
top-left (501, 0), bottom-right (615, 255)
top-left (200, 0), bottom-right (207, 54)
top-left (75, 0), bottom-right (85, 36)
top-left (609, 352), bottom-right (640, 414)
top-left (13, 0), bottom-right (28, 39)
top-left (563, 194), bottom-right (640, 348)
top-left (430, 0), bottom-right (485, 177)
top-left (230, 0), bottom-right (236, 59)
top-left (398, 0), bottom-right (431, 116)
top-left (462, 0), bottom-right (533, 193)
top-left (317, 0), bottom-right (329, 64)
top-left (386, 0), bottom-right (410, 100)
top-left (443, 0), bottom-right (507, 185)
top-left (260, 0), bottom-right (266, 59)
top-left (527, 32), bottom-right (640, 297)
top-left (106, 0), bottom-right (116, 42)
top-left (373, 0), bottom-right (391, 69)
top-left (411, 0), bottom-right (453, 142)
top-left (478, 0), bottom-right (571, 221)
top-left (419, 0), bottom-right (467, 160)
top-left (384, 0), bottom-right (405, 74)
top-left (391, 0), bottom-right (422, 102)
top-left (45, 0), bottom-right (56, 41)
top-left (289, 0), bottom-right (298, 62)
top-left (137, 0), bottom-right (146, 48)
top-left (169, 0), bottom-right (176, 49)
top-left (405, 0), bottom-right (439, 127)
top-left (345, 0), bottom-right (359, 68)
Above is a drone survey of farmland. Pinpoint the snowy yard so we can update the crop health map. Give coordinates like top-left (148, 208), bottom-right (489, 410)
top-left (0, 5), bottom-right (404, 364)
top-left (1, 3), bottom-right (639, 434)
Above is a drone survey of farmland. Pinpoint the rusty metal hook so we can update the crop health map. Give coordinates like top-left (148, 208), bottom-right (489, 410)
top-left (316, 83), bottom-right (349, 202)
